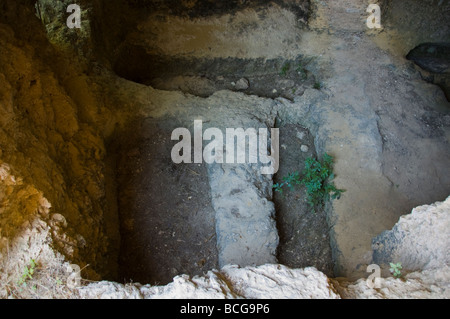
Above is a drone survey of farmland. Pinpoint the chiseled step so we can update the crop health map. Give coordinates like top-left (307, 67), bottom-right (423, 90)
top-left (198, 101), bottom-right (279, 268)
top-left (208, 162), bottom-right (279, 268)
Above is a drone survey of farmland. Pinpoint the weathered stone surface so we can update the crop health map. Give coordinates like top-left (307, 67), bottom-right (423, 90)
top-left (209, 163), bottom-right (279, 268)
top-left (334, 266), bottom-right (450, 299)
top-left (201, 93), bottom-right (279, 268)
top-left (79, 264), bottom-right (340, 299)
top-left (77, 197), bottom-right (450, 299)
top-left (372, 196), bottom-right (450, 271)
top-left (0, 3), bottom-right (111, 280)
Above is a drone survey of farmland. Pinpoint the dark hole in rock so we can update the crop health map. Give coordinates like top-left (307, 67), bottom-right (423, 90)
top-left (406, 43), bottom-right (450, 102)
top-left (406, 43), bottom-right (450, 74)
top-left (113, 46), bottom-right (316, 100)
top-left (124, 0), bottom-right (310, 20)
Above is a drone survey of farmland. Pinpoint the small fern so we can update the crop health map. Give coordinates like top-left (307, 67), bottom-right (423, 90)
top-left (273, 171), bottom-right (301, 194)
top-left (273, 153), bottom-right (345, 213)
top-left (301, 153), bottom-right (344, 212)
top-left (18, 259), bottom-right (37, 286)
top-left (389, 262), bottom-right (402, 278)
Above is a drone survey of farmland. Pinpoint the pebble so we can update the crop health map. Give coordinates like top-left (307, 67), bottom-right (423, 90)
top-left (300, 145), bottom-right (309, 152)
top-left (235, 78), bottom-right (250, 90)
top-left (296, 131), bottom-right (306, 140)
top-left (51, 213), bottom-right (67, 228)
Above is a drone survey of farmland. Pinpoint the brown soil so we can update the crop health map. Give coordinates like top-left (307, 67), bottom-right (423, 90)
top-left (114, 117), bottom-right (218, 285)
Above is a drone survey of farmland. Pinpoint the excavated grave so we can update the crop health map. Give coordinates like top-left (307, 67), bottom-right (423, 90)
top-left (113, 117), bottom-right (218, 284)
top-left (103, 1), bottom-right (334, 285)
top-left (109, 90), bottom-right (334, 284)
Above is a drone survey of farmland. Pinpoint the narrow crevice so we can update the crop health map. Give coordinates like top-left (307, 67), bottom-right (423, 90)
top-left (272, 123), bottom-right (335, 277)
top-left (123, 0), bottom-right (310, 20)
top-left (113, 51), bottom-right (317, 100)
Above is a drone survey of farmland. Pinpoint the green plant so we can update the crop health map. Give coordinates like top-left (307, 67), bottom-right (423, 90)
top-left (18, 259), bottom-right (37, 286)
top-left (301, 153), bottom-right (344, 212)
top-left (313, 81), bottom-right (323, 90)
top-left (273, 172), bottom-right (301, 194)
top-left (280, 62), bottom-right (290, 77)
top-left (389, 262), bottom-right (402, 278)
top-left (273, 153), bottom-right (345, 212)
top-left (296, 62), bottom-right (308, 80)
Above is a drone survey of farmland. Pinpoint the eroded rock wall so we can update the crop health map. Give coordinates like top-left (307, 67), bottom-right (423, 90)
top-left (78, 196), bottom-right (450, 299)
top-left (0, 0), bottom-right (114, 282)
top-left (373, 196), bottom-right (450, 273)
